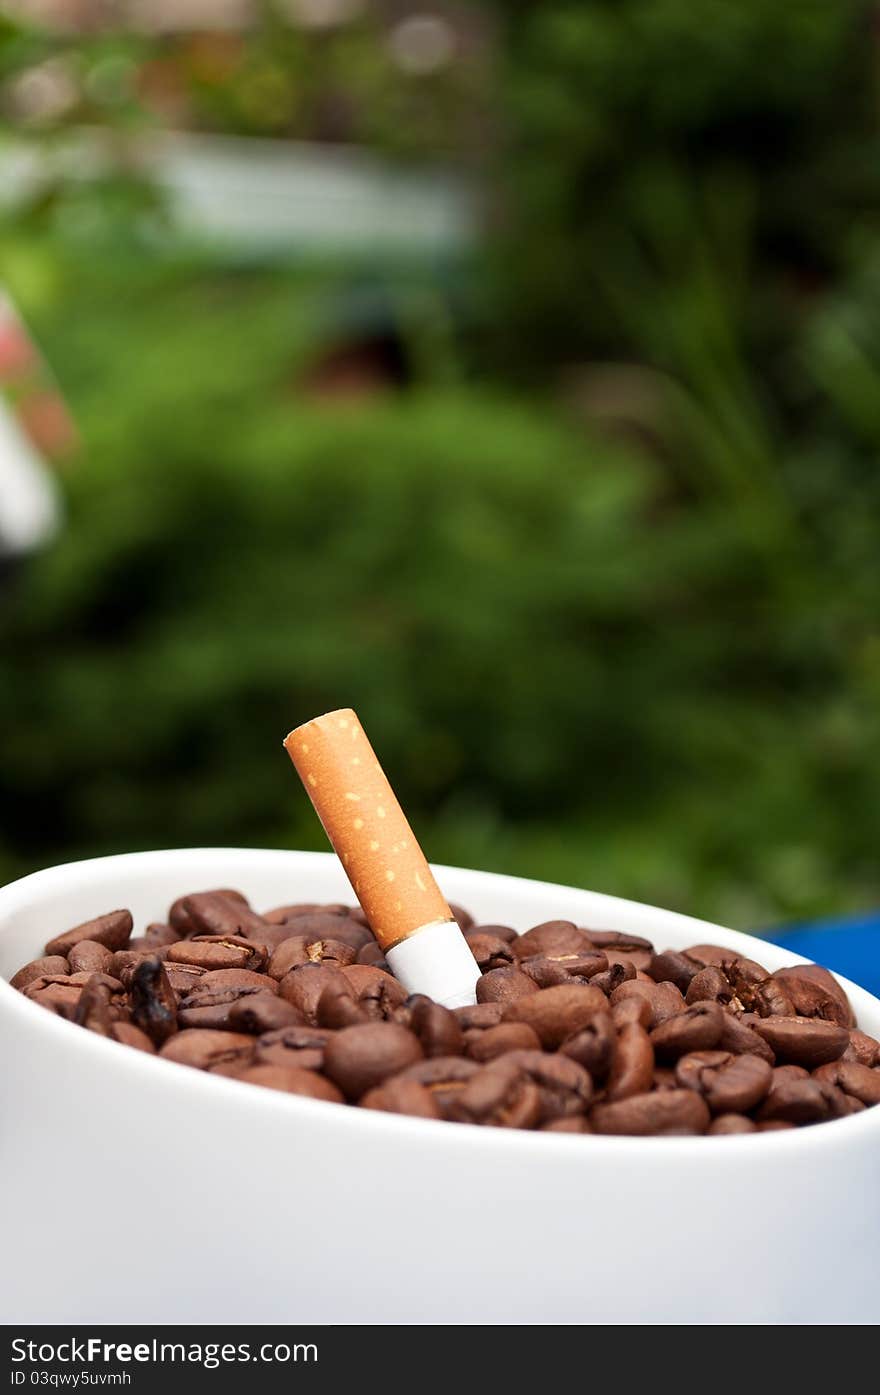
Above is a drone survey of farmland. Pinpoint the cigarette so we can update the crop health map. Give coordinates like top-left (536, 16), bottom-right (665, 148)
top-left (283, 709), bottom-right (480, 1008)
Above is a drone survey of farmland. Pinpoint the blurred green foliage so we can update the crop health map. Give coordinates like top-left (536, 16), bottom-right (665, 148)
top-left (2, 242), bottom-right (880, 928)
top-left (0, 5), bottom-right (485, 160)
top-left (2, 3), bottom-right (880, 930)
top-left (495, 0), bottom-right (880, 375)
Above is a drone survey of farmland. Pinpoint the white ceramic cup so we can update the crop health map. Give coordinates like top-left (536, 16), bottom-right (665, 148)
top-left (2, 848), bottom-right (878, 1325)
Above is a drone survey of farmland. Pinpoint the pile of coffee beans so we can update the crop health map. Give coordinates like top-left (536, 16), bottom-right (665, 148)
top-left (9, 890), bottom-right (880, 1135)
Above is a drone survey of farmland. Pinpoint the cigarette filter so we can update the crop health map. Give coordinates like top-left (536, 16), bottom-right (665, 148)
top-left (284, 709), bottom-right (480, 1008)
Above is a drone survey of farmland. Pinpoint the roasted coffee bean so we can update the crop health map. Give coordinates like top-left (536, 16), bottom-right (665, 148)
top-left (610, 995), bottom-right (653, 1030)
top-left (819, 1081), bottom-right (859, 1118)
top-left (129, 957), bottom-right (178, 1045)
top-left (168, 889), bottom-right (249, 936)
top-left (607, 1022), bottom-right (655, 1101)
top-left (176, 1001), bottom-right (246, 1031)
top-left (840, 1094), bottom-right (867, 1116)
top-left (152, 962), bottom-right (203, 995)
top-left (236, 922), bottom-right (306, 953)
top-left (522, 950), bottom-right (608, 984)
top-left (753, 1016), bottom-right (850, 1068)
top-left (25, 977), bottom-right (83, 1015)
top-left (316, 982), bottom-right (370, 1029)
top-left (447, 1059), bottom-right (542, 1129)
top-left (454, 1002), bottom-right (504, 1031)
top-left (757, 1076), bottom-right (833, 1125)
top-left (502, 1049), bottom-right (592, 1120)
top-left (511, 921), bottom-right (593, 961)
top-left (720, 955), bottom-right (769, 1002)
top-left (653, 1066), bottom-right (679, 1091)
top-left (718, 1012), bottom-right (776, 1065)
top-left (45, 910), bottom-right (133, 957)
top-left (518, 956), bottom-right (573, 989)
top-left (159, 1029), bottom-right (255, 1072)
top-left (769, 968), bottom-right (846, 1025)
top-left (814, 1061), bottom-right (880, 1107)
top-left (265, 905), bottom-right (371, 945)
top-left (468, 923), bottom-right (518, 944)
top-left (646, 950), bottom-right (699, 994)
top-left (751, 977), bottom-right (796, 1019)
top-left (589, 962), bottom-right (636, 996)
top-left (275, 912), bottom-right (371, 949)
top-left (592, 1090), bottom-right (710, 1136)
top-left (685, 966), bottom-right (733, 1006)
top-left (708, 1114), bottom-right (758, 1135)
top-left (397, 1056), bottom-right (480, 1116)
top-left (233, 1065), bottom-right (345, 1102)
top-left (314, 921), bottom-right (376, 953)
top-left (773, 964), bottom-right (855, 1028)
top-left (583, 929), bottom-right (651, 951)
top-left (406, 997), bottom-right (464, 1058)
top-left (544, 951), bottom-right (610, 978)
top-left (610, 979), bottom-right (686, 1029)
top-left (10, 955), bottom-right (69, 992)
top-left (181, 967), bottom-right (275, 998)
top-left (226, 992), bottom-right (304, 1034)
top-left (757, 1120), bottom-right (796, 1132)
top-left (771, 1063), bottom-right (810, 1083)
top-left (340, 964), bottom-right (408, 1019)
top-left (278, 964), bottom-right (350, 1023)
top-left (560, 1009), bottom-right (615, 1079)
top-left (465, 933), bottom-right (515, 971)
top-left (175, 892), bottom-right (268, 942)
top-left (268, 936), bottom-right (312, 980)
top-left (681, 944), bottom-right (734, 968)
top-left (703, 1053), bottom-right (773, 1114)
top-left (73, 976), bottom-right (114, 1036)
top-left (142, 922), bottom-right (180, 948)
top-left (167, 936), bottom-right (267, 973)
top-left (502, 983), bottom-right (607, 1048)
top-left (650, 1001), bottom-right (725, 1059)
top-left (65, 970), bottom-right (122, 992)
top-left (111, 1021), bottom-right (155, 1053)
top-left (309, 938), bottom-right (358, 970)
top-left (675, 1050), bottom-right (772, 1113)
top-left (449, 903), bottom-right (474, 931)
top-left (466, 1022), bottom-right (542, 1062)
top-left (601, 948), bottom-right (654, 973)
top-left (262, 903), bottom-right (337, 924)
top-left (112, 946), bottom-right (172, 981)
top-left (842, 1030), bottom-right (880, 1068)
top-left (361, 1079), bottom-right (442, 1119)
top-left (476, 966), bottom-right (539, 1005)
top-left (254, 1025), bottom-right (330, 1072)
top-left (175, 972), bottom-right (276, 1024)
top-left (324, 1023), bottom-right (423, 1099)
top-left (356, 942), bottom-right (389, 970)
top-left (68, 940), bottom-right (114, 976)
top-left (267, 935), bottom-right (356, 979)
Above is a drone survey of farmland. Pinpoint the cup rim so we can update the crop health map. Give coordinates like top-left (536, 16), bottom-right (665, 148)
top-left (3, 846), bottom-right (879, 1159)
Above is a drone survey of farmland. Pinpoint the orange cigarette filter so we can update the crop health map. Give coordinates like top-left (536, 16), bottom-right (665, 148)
top-left (284, 709), bottom-right (453, 952)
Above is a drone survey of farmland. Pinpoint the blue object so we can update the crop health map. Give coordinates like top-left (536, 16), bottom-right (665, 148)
top-left (766, 911), bottom-right (880, 1000)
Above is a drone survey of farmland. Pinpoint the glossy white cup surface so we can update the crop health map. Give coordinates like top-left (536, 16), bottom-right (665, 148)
top-left (2, 848), bottom-right (879, 1325)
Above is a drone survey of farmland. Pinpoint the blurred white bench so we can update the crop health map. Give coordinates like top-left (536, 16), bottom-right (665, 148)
top-left (0, 128), bottom-right (477, 256)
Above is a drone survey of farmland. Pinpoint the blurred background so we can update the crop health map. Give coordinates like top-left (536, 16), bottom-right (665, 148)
top-left (2, 1), bottom-right (880, 960)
